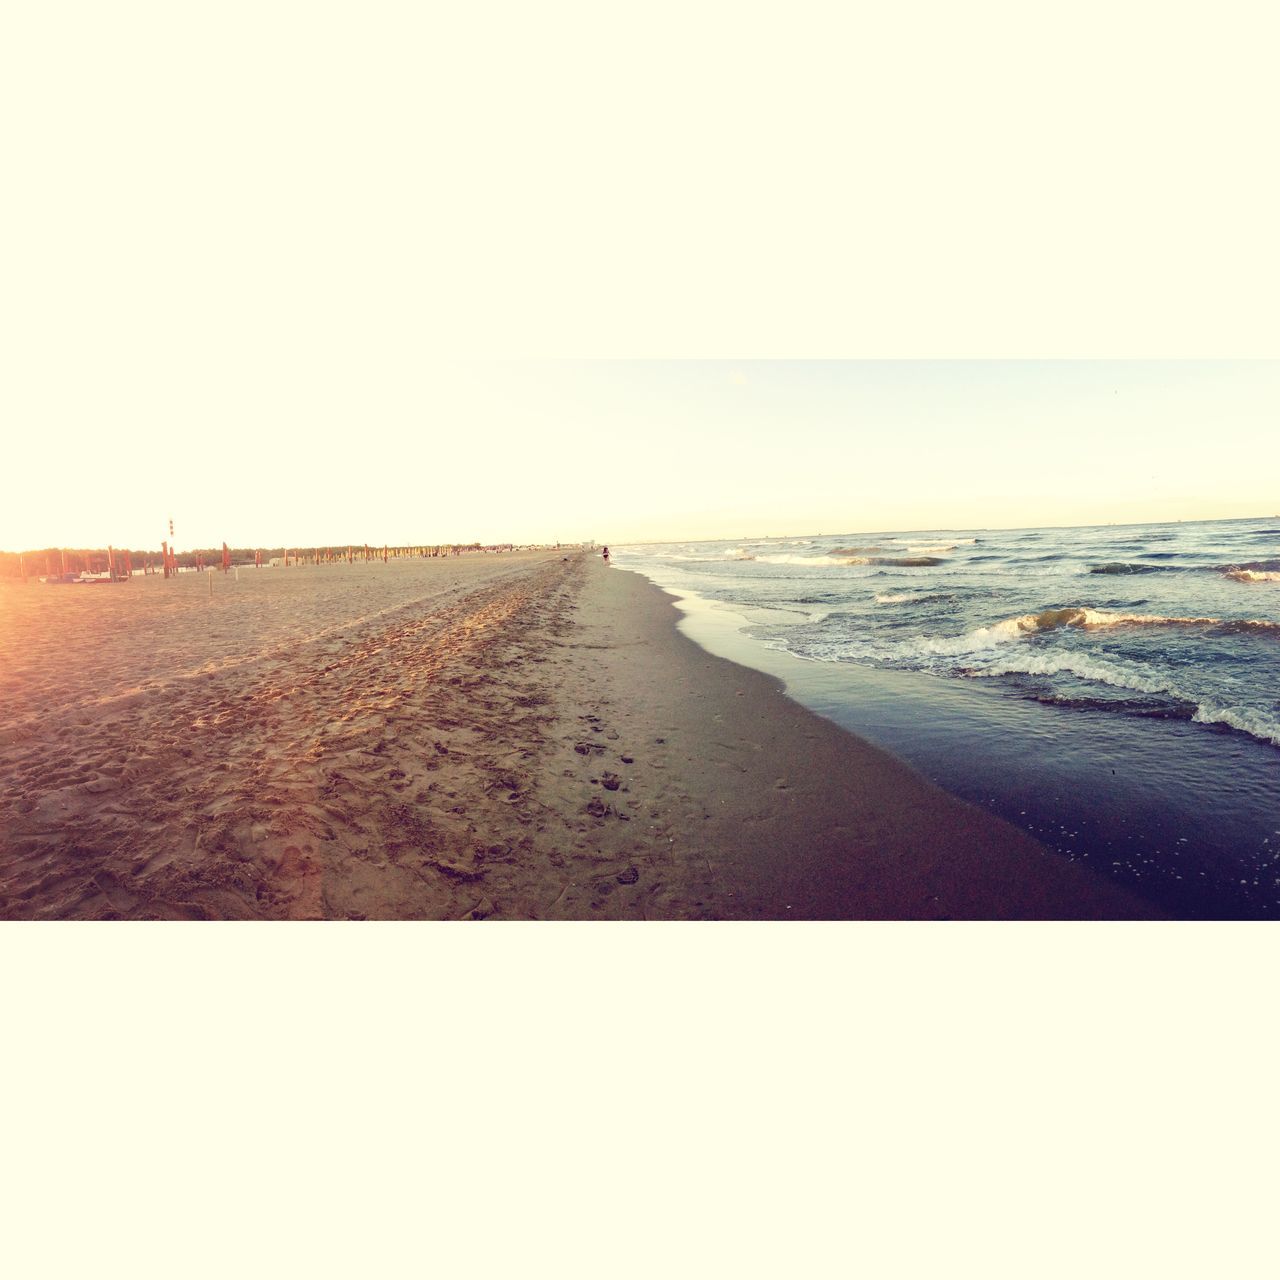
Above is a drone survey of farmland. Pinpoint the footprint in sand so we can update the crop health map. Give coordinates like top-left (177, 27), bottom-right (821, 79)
top-left (275, 846), bottom-right (325, 919)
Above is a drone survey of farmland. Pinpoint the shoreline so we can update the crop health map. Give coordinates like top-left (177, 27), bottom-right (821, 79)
top-left (559, 562), bottom-right (1158, 919)
top-left (615, 556), bottom-right (1279, 920)
top-left (1, 553), bottom-right (1158, 918)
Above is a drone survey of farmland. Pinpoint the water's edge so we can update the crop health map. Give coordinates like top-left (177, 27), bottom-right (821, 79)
top-left (618, 563), bottom-right (1279, 920)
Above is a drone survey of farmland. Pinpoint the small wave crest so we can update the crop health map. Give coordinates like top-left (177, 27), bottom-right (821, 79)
top-left (972, 656), bottom-right (1280, 748)
top-left (904, 542), bottom-right (972, 555)
top-left (973, 652), bottom-right (1180, 697)
top-left (1225, 568), bottom-right (1280, 583)
top-left (866, 555), bottom-right (945, 567)
top-left (906, 606), bottom-right (1280, 656)
top-left (1192, 703), bottom-right (1280, 747)
top-left (752, 553), bottom-right (841, 566)
top-left (1089, 562), bottom-right (1168, 575)
top-left (745, 552), bottom-right (945, 568)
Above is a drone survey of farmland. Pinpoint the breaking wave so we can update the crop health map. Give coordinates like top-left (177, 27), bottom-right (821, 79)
top-left (1192, 703), bottom-right (1280, 747)
top-left (1225, 568), bottom-right (1280, 583)
top-left (864, 555), bottom-right (945, 567)
top-left (907, 606), bottom-right (1280, 655)
top-left (971, 655), bottom-right (1280, 747)
top-left (973, 652), bottom-right (1181, 697)
top-left (751, 553), bottom-right (845, 567)
top-left (1089, 562), bottom-right (1169, 575)
top-left (739, 552), bottom-right (947, 568)
top-left (901, 539), bottom-right (975, 554)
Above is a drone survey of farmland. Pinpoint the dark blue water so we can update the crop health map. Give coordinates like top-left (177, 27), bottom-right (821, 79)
top-left (616, 517), bottom-right (1280, 918)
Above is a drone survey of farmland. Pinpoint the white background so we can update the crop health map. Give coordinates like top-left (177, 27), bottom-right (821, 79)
top-left (3, 3), bottom-right (1278, 1277)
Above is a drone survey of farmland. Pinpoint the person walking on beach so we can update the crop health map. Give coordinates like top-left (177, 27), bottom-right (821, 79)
top-left (601, 545), bottom-right (610, 563)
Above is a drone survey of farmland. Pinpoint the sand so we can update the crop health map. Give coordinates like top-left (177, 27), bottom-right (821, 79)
top-left (0, 552), bottom-right (1155, 919)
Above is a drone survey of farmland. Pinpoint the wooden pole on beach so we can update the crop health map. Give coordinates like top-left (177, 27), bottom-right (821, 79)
top-left (222, 542), bottom-right (230, 573)
top-left (162, 540), bottom-right (170, 579)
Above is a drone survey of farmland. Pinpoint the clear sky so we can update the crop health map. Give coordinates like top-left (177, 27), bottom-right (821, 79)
top-left (3, 360), bottom-right (1277, 551)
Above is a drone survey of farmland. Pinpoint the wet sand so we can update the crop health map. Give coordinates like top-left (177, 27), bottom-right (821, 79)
top-left (0, 553), bottom-right (1155, 918)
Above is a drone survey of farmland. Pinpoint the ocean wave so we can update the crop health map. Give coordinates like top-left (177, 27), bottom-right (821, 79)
top-left (973, 652), bottom-right (1180, 697)
top-left (1192, 703), bottom-right (1280, 747)
top-left (875, 592), bottom-right (927, 604)
top-left (864, 555), bottom-right (945, 567)
top-left (1225, 568), bottom-right (1280, 583)
top-left (907, 606), bottom-right (1280, 656)
top-left (1075, 609), bottom-right (1280, 635)
top-left (973, 655), bottom-right (1280, 748)
top-left (1089, 562), bottom-right (1170, 575)
top-left (1225, 558), bottom-right (1280, 572)
top-left (753, 553), bottom-right (842, 567)
top-left (830, 545), bottom-right (886, 555)
top-left (746, 552), bottom-right (945, 568)
top-left (904, 544), bottom-right (959, 555)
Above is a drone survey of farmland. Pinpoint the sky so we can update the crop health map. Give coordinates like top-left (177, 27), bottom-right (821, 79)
top-left (3, 360), bottom-right (1277, 551)
top-left (4, 10), bottom-right (1275, 554)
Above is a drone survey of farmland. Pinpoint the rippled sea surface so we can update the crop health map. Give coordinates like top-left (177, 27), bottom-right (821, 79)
top-left (616, 517), bottom-right (1280, 918)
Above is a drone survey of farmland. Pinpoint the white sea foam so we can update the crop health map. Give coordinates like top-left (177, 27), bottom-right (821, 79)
top-left (906, 616), bottom-right (1035, 656)
top-left (974, 652), bottom-right (1180, 697)
top-left (1192, 703), bottom-right (1280, 747)
top-left (875, 592), bottom-right (926, 604)
top-left (899, 604), bottom-right (1280, 658)
top-left (752, 550), bottom-right (844, 565)
top-left (972, 656), bottom-right (1280, 748)
top-left (1226, 568), bottom-right (1280, 583)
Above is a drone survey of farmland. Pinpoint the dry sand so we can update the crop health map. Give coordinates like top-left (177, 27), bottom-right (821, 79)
top-left (0, 552), bottom-right (1155, 919)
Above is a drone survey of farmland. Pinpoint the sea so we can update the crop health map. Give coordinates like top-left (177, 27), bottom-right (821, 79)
top-left (614, 517), bottom-right (1280, 919)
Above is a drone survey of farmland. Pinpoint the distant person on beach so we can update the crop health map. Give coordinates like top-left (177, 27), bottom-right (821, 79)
top-left (601, 546), bottom-right (610, 562)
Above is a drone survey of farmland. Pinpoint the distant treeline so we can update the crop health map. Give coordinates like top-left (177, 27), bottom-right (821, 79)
top-left (0, 542), bottom-right (581, 579)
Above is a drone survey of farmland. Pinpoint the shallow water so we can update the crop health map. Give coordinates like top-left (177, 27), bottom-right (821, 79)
top-left (616, 517), bottom-right (1280, 918)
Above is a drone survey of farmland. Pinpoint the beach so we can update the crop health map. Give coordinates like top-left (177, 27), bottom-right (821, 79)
top-left (0, 552), bottom-right (1155, 919)
top-left (618, 519), bottom-right (1280, 918)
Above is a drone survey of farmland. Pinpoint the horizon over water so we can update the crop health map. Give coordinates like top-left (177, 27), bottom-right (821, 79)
top-left (616, 515), bottom-right (1280, 919)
